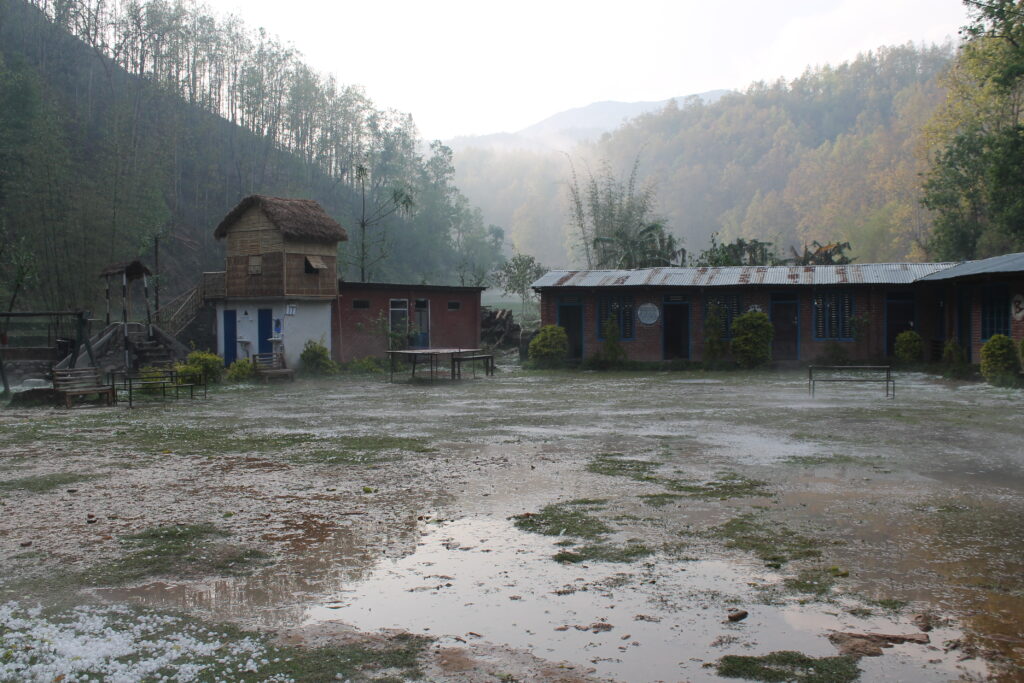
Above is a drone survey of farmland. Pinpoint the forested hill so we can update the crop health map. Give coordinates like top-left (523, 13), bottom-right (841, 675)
top-left (0, 0), bottom-right (503, 313)
top-left (454, 44), bottom-right (954, 267)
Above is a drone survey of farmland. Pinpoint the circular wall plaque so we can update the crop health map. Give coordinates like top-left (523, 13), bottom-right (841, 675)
top-left (637, 302), bottom-right (660, 325)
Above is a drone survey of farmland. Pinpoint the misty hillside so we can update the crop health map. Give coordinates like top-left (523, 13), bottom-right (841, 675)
top-left (447, 90), bottom-right (730, 153)
top-left (0, 0), bottom-right (503, 312)
top-left (454, 45), bottom-right (954, 268)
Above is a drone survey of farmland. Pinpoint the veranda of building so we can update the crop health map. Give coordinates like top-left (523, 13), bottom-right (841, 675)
top-left (533, 254), bottom-right (1024, 364)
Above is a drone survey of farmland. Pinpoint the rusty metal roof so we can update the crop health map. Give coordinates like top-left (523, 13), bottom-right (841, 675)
top-left (917, 252), bottom-right (1024, 281)
top-left (532, 262), bottom-right (958, 289)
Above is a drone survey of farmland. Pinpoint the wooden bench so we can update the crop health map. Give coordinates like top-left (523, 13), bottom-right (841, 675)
top-left (115, 368), bottom-right (207, 408)
top-left (451, 354), bottom-right (495, 379)
top-left (253, 352), bottom-right (295, 382)
top-left (52, 367), bottom-right (115, 408)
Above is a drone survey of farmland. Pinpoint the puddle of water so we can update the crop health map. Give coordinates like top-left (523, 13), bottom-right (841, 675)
top-left (303, 518), bottom-right (980, 682)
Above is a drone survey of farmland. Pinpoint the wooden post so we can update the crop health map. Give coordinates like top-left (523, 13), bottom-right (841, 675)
top-left (105, 275), bottom-right (111, 325)
top-left (123, 272), bottom-right (130, 369)
top-left (142, 273), bottom-right (153, 338)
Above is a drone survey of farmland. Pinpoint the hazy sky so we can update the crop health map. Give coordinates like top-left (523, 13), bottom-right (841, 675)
top-left (205, 0), bottom-right (969, 140)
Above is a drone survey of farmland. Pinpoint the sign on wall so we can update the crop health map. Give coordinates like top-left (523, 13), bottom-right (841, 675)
top-left (637, 303), bottom-right (660, 325)
top-left (1013, 293), bottom-right (1024, 322)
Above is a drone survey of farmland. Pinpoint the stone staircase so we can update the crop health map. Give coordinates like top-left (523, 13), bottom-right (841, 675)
top-left (128, 330), bottom-right (175, 366)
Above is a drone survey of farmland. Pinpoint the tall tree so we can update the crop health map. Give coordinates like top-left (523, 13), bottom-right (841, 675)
top-left (567, 157), bottom-right (683, 268)
top-left (922, 0), bottom-right (1024, 258)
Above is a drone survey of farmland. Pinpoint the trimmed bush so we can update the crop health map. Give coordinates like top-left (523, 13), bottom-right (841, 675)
top-left (730, 311), bottom-right (774, 368)
top-left (585, 317), bottom-right (628, 369)
top-left (226, 358), bottom-right (255, 382)
top-left (300, 339), bottom-right (339, 375)
top-left (185, 350), bottom-right (224, 383)
top-left (893, 330), bottom-right (924, 364)
top-left (174, 363), bottom-right (204, 385)
top-left (343, 356), bottom-right (386, 374)
top-left (980, 334), bottom-right (1020, 387)
top-left (528, 325), bottom-right (569, 368)
top-left (941, 339), bottom-right (971, 379)
top-left (703, 303), bottom-right (728, 366)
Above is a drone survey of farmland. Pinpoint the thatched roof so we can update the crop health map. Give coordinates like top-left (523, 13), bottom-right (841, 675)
top-left (99, 260), bottom-right (152, 281)
top-left (214, 195), bottom-right (348, 243)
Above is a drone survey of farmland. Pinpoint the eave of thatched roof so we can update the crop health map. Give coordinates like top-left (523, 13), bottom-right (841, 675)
top-left (214, 195), bottom-right (348, 243)
top-left (99, 260), bottom-right (152, 280)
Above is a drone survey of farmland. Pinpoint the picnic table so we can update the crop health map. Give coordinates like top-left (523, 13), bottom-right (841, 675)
top-left (386, 348), bottom-right (491, 382)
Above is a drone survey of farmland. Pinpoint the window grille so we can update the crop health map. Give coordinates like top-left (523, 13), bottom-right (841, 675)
top-left (597, 294), bottom-right (635, 340)
top-left (813, 290), bottom-right (854, 340)
top-left (981, 285), bottom-right (1010, 340)
top-left (247, 255), bottom-right (262, 275)
top-left (705, 293), bottom-right (740, 340)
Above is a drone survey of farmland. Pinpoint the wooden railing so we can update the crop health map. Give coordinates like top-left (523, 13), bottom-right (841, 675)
top-left (153, 272), bottom-right (225, 337)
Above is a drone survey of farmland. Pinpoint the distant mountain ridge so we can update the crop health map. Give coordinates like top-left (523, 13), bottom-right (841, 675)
top-left (446, 90), bottom-right (731, 152)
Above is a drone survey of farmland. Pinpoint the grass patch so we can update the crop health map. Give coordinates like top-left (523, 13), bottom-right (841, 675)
top-left (512, 500), bottom-right (610, 539)
top-left (514, 500), bottom-right (653, 564)
top-left (704, 514), bottom-right (823, 568)
top-left (783, 454), bottom-right (871, 467)
top-left (86, 523), bottom-right (268, 585)
top-left (553, 543), bottom-right (654, 564)
top-left (640, 493), bottom-right (685, 507)
top-left (589, 454), bottom-right (769, 500)
top-left (586, 453), bottom-right (659, 482)
top-left (289, 436), bottom-right (433, 465)
top-left (0, 472), bottom-right (97, 494)
top-left (668, 471), bottom-right (770, 499)
top-left (871, 597), bottom-right (908, 612)
top-left (716, 650), bottom-right (860, 682)
top-left (783, 568), bottom-right (839, 596)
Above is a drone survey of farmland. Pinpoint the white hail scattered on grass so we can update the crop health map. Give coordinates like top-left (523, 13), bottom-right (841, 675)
top-left (0, 602), bottom-right (293, 682)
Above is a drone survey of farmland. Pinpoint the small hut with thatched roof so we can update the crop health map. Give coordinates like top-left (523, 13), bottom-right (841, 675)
top-left (212, 195), bottom-right (347, 369)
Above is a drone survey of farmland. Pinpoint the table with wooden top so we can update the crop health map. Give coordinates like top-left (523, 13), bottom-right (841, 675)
top-left (386, 348), bottom-right (482, 382)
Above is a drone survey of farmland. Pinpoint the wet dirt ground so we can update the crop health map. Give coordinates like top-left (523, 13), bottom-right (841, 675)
top-left (1, 368), bottom-right (1022, 681)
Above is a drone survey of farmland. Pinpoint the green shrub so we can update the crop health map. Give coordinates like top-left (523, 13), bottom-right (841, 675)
top-left (185, 350), bottom-right (224, 383)
top-left (343, 356), bottom-right (386, 374)
top-left (703, 303), bottom-right (728, 366)
top-left (893, 330), bottom-right (924, 364)
top-left (528, 325), bottom-right (569, 368)
top-left (137, 366), bottom-right (167, 395)
top-left (585, 317), bottom-right (628, 370)
top-left (980, 334), bottom-right (1021, 387)
top-left (300, 339), bottom-right (339, 375)
top-left (941, 339), bottom-right (971, 379)
top-left (174, 363), bottom-right (204, 385)
top-left (226, 358), bottom-right (255, 382)
top-left (818, 341), bottom-right (850, 365)
top-left (730, 311), bottom-right (774, 368)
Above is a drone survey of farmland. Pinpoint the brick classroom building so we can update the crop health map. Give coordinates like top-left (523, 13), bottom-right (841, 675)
top-left (332, 282), bottom-right (484, 363)
top-left (532, 253), bottom-right (1024, 364)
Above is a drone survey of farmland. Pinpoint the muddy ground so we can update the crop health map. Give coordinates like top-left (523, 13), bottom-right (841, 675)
top-left (0, 368), bottom-right (1022, 681)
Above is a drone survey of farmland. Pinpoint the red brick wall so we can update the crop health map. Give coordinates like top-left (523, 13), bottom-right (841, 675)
top-left (334, 286), bottom-right (481, 362)
top-left (538, 286), bottom-right (945, 363)
top-left (967, 276), bottom-right (1024, 361)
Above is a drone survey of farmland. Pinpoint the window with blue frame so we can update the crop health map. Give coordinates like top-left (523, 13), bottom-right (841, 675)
top-left (813, 290), bottom-right (854, 340)
top-left (597, 294), bottom-right (635, 339)
top-left (981, 285), bottom-right (1010, 340)
top-left (705, 293), bottom-right (740, 340)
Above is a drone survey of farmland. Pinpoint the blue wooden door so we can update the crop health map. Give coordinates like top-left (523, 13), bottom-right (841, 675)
top-left (257, 309), bottom-right (273, 354)
top-left (223, 310), bottom-right (237, 366)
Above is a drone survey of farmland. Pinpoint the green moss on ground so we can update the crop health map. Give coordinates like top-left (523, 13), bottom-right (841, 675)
top-left (0, 472), bottom-right (98, 494)
top-left (716, 650), bottom-right (860, 682)
top-left (703, 514), bottom-right (824, 568)
top-left (85, 523), bottom-right (269, 585)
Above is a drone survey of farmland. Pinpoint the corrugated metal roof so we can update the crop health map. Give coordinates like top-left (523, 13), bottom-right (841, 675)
top-left (917, 252), bottom-right (1024, 281)
top-left (532, 262), bottom-right (958, 289)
